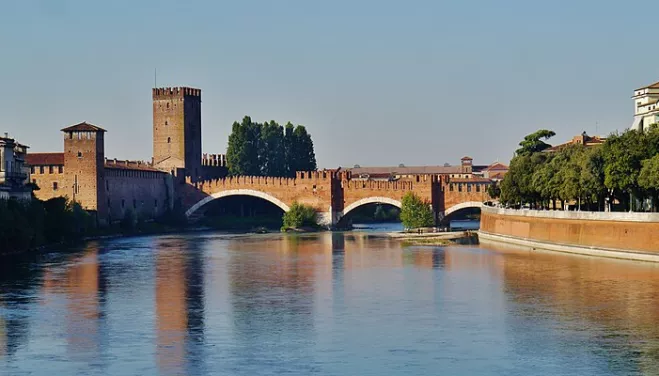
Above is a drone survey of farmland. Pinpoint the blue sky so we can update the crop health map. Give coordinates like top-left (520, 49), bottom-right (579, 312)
top-left (0, 0), bottom-right (656, 167)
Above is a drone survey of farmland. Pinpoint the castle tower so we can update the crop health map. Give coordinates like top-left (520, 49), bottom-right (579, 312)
top-left (61, 122), bottom-right (107, 222)
top-left (152, 87), bottom-right (202, 181)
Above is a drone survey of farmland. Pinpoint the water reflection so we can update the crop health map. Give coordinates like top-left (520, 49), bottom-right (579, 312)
top-left (489, 244), bottom-right (659, 375)
top-left (154, 237), bottom-right (206, 376)
top-left (1, 232), bottom-right (659, 374)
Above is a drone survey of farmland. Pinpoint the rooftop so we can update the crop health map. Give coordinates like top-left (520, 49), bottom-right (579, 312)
top-left (61, 121), bottom-right (106, 133)
top-left (635, 81), bottom-right (659, 91)
top-left (26, 153), bottom-right (64, 166)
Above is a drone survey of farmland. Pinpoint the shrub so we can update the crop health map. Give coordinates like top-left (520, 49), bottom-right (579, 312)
top-left (282, 202), bottom-right (318, 229)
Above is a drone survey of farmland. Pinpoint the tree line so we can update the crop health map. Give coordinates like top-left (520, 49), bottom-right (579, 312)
top-left (226, 116), bottom-right (317, 177)
top-left (497, 126), bottom-right (659, 211)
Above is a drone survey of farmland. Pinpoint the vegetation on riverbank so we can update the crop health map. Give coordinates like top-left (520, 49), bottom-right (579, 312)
top-left (281, 202), bottom-right (320, 231)
top-left (499, 126), bottom-right (659, 211)
top-left (400, 192), bottom-right (434, 229)
top-left (0, 197), bottom-right (187, 255)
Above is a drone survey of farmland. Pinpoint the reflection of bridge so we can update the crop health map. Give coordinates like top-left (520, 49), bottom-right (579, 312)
top-left (181, 170), bottom-right (490, 226)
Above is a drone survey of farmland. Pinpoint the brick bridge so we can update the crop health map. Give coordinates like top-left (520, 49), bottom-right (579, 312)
top-left (180, 170), bottom-right (490, 226)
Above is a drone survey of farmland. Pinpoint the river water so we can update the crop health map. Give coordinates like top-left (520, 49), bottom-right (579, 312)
top-left (1, 228), bottom-right (659, 375)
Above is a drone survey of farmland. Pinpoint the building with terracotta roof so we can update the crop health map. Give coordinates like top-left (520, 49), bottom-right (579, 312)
top-left (0, 134), bottom-right (31, 200)
top-left (27, 122), bottom-right (174, 224)
top-left (543, 132), bottom-right (606, 153)
top-left (631, 81), bottom-right (659, 131)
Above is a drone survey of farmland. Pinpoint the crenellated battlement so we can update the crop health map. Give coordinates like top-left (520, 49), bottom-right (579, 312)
top-left (152, 87), bottom-right (202, 99)
top-left (342, 179), bottom-right (415, 191)
top-left (201, 153), bottom-right (227, 167)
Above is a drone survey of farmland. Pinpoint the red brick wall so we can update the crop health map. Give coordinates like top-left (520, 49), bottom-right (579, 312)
top-left (105, 168), bottom-right (172, 223)
top-left (481, 208), bottom-right (659, 253)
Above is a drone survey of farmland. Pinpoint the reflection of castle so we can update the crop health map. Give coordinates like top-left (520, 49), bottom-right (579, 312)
top-left (27, 87), bottom-right (227, 224)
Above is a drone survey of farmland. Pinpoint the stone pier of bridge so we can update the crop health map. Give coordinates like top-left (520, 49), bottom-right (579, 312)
top-left (179, 170), bottom-right (490, 226)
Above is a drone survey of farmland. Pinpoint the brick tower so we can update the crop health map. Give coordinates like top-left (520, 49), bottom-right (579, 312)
top-left (152, 87), bottom-right (202, 181)
top-left (61, 122), bottom-right (107, 222)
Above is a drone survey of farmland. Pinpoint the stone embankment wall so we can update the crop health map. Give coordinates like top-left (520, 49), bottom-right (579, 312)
top-left (479, 206), bottom-right (659, 261)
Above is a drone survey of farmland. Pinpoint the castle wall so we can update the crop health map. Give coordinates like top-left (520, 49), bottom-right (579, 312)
top-left (105, 168), bottom-right (172, 223)
top-left (31, 165), bottom-right (65, 201)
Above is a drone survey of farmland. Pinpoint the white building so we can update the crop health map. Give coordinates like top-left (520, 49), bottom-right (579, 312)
top-left (0, 134), bottom-right (31, 200)
top-left (631, 81), bottom-right (659, 131)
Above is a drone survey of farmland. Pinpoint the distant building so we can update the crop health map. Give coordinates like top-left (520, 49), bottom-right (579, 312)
top-left (631, 81), bottom-right (659, 132)
top-left (0, 134), bottom-right (31, 200)
top-left (346, 156), bottom-right (503, 189)
top-left (543, 132), bottom-right (606, 153)
top-left (473, 162), bottom-right (509, 181)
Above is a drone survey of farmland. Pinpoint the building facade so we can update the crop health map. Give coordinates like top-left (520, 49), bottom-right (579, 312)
top-left (631, 81), bottom-right (659, 131)
top-left (27, 122), bottom-right (173, 224)
top-left (0, 134), bottom-right (31, 200)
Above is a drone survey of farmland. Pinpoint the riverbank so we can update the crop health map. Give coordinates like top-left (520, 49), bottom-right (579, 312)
top-left (480, 206), bottom-right (659, 262)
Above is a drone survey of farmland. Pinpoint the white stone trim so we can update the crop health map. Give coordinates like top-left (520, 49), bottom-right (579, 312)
top-left (444, 201), bottom-right (484, 216)
top-left (342, 197), bottom-right (402, 217)
top-left (478, 231), bottom-right (659, 263)
top-left (482, 206), bottom-right (659, 223)
top-left (185, 189), bottom-right (290, 217)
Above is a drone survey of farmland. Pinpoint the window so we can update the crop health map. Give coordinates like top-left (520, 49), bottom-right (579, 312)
top-left (167, 137), bottom-right (171, 144)
top-left (476, 184), bottom-right (481, 192)
top-left (165, 120), bottom-right (168, 126)
top-left (53, 182), bottom-right (58, 190)
top-left (166, 103), bottom-right (170, 109)
top-left (458, 184), bottom-right (463, 192)
top-left (106, 180), bottom-right (109, 191)
top-left (39, 166), bottom-right (44, 174)
top-left (49, 166), bottom-right (54, 174)
top-left (450, 184), bottom-right (454, 192)
top-left (154, 199), bottom-right (158, 208)
top-left (121, 199), bottom-right (125, 208)
top-left (77, 151), bottom-right (82, 158)
top-left (58, 166), bottom-right (63, 173)
top-left (30, 166), bottom-right (35, 174)
top-left (467, 184), bottom-right (472, 192)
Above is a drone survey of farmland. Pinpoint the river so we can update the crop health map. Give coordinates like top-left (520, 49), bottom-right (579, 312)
top-left (1, 229), bottom-right (659, 375)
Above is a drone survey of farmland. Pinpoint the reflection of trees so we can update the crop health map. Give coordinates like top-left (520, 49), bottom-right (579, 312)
top-left (496, 245), bottom-right (659, 375)
top-left (0, 252), bottom-right (45, 358)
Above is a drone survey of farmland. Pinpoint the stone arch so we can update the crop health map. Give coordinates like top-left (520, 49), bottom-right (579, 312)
top-left (185, 189), bottom-right (290, 218)
top-left (443, 201), bottom-right (483, 217)
top-left (342, 197), bottom-right (403, 217)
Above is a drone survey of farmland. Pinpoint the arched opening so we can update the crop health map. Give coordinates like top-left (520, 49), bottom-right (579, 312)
top-left (195, 195), bottom-right (286, 231)
top-left (186, 190), bottom-right (290, 231)
top-left (441, 202), bottom-right (483, 230)
top-left (336, 197), bottom-right (403, 231)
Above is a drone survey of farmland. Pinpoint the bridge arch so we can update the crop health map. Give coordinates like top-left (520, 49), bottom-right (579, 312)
top-left (185, 189), bottom-right (291, 218)
top-left (342, 197), bottom-right (403, 217)
top-left (443, 201), bottom-right (484, 217)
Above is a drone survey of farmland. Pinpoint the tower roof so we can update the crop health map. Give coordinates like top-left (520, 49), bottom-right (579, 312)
top-left (61, 121), bottom-right (106, 133)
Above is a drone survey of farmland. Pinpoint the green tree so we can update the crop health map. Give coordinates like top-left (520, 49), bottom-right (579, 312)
top-left (227, 117), bottom-right (317, 177)
top-left (515, 129), bottom-right (556, 156)
top-left (282, 202), bottom-right (319, 229)
top-left (400, 192), bottom-right (434, 229)
top-left (603, 130), bottom-right (649, 210)
top-left (487, 181), bottom-right (501, 199)
top-left (639, 154), bottom-right (659, 211)
top-left (261, 121), bottom-right (286, 176)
